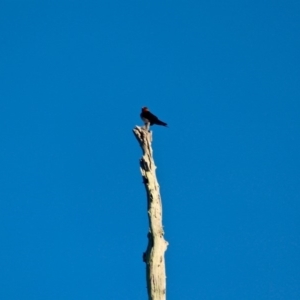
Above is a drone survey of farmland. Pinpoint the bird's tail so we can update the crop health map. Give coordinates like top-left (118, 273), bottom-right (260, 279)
top-left (157, 120), bottom-right (168, 127)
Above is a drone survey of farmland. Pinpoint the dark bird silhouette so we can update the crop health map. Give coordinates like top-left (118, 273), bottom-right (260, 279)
top-left (140, 107), bottom-right (168, 128)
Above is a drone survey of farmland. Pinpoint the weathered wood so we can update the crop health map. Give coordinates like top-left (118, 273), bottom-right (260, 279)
top-left (133, 126), bottom-right (168, 300)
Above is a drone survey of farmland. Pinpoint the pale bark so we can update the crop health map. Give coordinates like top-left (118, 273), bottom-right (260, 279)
top-left (132, 126), bottom-right (168, 300)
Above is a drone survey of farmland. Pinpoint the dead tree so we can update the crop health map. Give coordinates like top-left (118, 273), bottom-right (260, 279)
top-left (133, 126), bottom-right (168, 300)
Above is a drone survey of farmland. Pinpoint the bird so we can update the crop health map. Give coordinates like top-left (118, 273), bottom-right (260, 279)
top-left (140, 107), bottom-right (168, 129)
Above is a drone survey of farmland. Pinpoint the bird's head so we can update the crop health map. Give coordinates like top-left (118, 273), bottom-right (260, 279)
top-left (141, 107), bottom-right (149, 112)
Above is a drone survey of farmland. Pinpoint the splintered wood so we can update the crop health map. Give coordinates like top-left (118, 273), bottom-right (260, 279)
top-left (133, 126), bottom-right (168, 300)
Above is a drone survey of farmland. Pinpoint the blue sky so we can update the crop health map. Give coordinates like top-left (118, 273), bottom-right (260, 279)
top-left (0, 1), bottom-right (299, 299)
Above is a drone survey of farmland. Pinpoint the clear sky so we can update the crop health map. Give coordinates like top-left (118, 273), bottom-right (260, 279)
top-left (0, 1), bottom-right (299, 299)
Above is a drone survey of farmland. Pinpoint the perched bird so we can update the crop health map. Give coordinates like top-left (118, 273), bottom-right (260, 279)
top-left (140, 107), bottom-right (168, 129)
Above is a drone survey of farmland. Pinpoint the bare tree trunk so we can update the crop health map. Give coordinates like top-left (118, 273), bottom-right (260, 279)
top-left (133, 126), bottom-right (168, 300)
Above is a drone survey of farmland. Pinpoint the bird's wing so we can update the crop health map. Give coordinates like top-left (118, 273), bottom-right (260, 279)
top-left (145, 111), bottom-right (159, 121)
